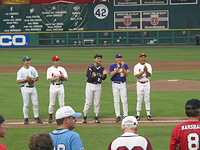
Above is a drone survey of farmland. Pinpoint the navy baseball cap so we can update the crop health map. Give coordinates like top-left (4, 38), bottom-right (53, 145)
top-left (0, 115), bottom-right (5, 124)
top-left (94, 54), bottom-right (103, 59)
top-left (115, 53), bottom-right (123, 58)
top-left (22, 56), bottom-right (31, 62)
top-left (185, 99), bottom-right (200, 109)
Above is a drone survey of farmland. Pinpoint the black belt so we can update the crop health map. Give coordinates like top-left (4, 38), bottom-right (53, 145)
top-left (113, 81), bottom-right (125, 84)
top-left (52, 83), bottom-right (63, 85)
top-left (88, 82), bottom-right (99, 85)
top-left (138, 81), bottom-right (148, 84)
top-left (21, 85), bottom-right (34, 88)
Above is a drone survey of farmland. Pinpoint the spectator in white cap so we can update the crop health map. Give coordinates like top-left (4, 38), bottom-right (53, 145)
top-left (108, 116), bottom-right (153, 150)
top-left (50, 106), bottom-right (84, 150)
top-left (0, 115), bottom-right (7, 150)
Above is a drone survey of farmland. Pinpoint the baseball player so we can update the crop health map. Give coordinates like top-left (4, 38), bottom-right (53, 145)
top-left (108, 116), bottom-right (153, 150)
top-left (17, 56), bottom-right (43, 125)
top-left (82, 54), bottom-right (108, 123)
top-left (134, 53), bottom-right (153, 121)
top-left (50, 106), bottom-right (84, 150)
top-left (170, 99), bottom-right (200, 150)
top-left (47, 56), bottom-right (68, 123)
top-left (109, 53), bottom-right (129, 122)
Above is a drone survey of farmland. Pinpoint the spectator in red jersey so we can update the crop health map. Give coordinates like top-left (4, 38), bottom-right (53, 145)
top-left (170, 99), bottom-right (200, 150)
top-left (108, 116), bottom-right (153, 150)
top-left (0, 115), bottom-right (7, 150)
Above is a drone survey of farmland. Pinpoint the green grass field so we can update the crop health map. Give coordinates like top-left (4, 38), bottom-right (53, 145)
top-left (0, 46), bottom-right (200, 150)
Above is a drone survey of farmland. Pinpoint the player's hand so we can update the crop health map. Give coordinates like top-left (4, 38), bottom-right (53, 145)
top-left (92, 72), bottom-right (96, 78)
top-left (121, 61), bottom-right (125, 67)
top-left (103, 69), bottom-right (109, 75)
top-left (117, 64), bottom-right (120, 69)
top-left (144, 65), bottom-right (147, 71)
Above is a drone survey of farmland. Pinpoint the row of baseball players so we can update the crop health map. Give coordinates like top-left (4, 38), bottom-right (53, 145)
top-left (1, 98), bottom-right (199, 150)
top-left (16, 52), bottom-right (152, 125)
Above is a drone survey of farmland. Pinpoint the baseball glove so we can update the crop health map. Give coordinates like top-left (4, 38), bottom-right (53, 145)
top-left (27, 77), bottom-right (34, 85)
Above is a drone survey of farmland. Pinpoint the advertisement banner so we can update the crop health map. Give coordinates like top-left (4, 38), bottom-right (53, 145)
top-left (114, 10), bottom-right (168, 30)
top-left (0, 0), bottom-right (109, 4)
top-left (114, 11), bottom-right (140, 30)
top-left (0, 34), bottom-right (29, 47)
top-left (114, 0), bottom-right (167, 6)
top-left (142, 10), bottom-right (168, 29)
top-left (170, 0), bottom-right (197, 4)
top-left (0, 4), bottom-right (88, 32)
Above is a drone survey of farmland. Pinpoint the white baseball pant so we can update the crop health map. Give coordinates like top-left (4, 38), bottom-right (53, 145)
top-left (83, 82), bottom-right (102, 116)
top-left (48, 84), bottom-right (65, 114)
top-left (136, 81), bottom-right (151, 111)
top-left (112, 82), bottom-right (128, 117)
top-left (21, 86), bottom-right (39, 119)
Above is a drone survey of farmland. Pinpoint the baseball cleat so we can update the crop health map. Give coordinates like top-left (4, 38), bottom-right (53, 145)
top-left (82, 116), bottom-right (87, 123)
top-left (49, 116), bottom-right (53, 123)
top-left (135, 115), bottom-right (140, 121)
top-left (147, 115), bottom-right (153, 121)
top-left (24, 118), bottom-right (29, 125)
top-left (35, 117), bottom-right (43, 124)
top-left (115, 116), bottom-right (121, 122)
top-left (94, 116), bottom-right (100, 123)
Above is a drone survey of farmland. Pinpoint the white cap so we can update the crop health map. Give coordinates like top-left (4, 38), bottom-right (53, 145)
top-left (55, 106), bottom-right (82, 119)
top-left (121, 116), bottom-right (138, 126)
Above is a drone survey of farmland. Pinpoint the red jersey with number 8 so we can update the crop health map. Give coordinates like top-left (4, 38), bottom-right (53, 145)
top-left (170, 121), bottom-right (200, 150)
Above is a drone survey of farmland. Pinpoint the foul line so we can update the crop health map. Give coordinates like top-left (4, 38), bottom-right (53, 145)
top-left (6, 120), bottom-right (187, 125)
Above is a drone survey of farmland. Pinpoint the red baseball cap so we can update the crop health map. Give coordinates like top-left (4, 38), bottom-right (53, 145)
top-left (52, 56), bottom-right (60, 61)
top-left (139, 53), bottom-right (147, 58)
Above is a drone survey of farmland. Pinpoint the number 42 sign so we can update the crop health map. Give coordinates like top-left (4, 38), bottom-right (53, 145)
top-left (94, 4), bottom-right (109, 19)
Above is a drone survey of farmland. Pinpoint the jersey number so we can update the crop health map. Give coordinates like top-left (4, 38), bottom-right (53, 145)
top-left (54, 144), bottom-right (66, 150)
top-left (117, 146), bottom-right (143, 150)
top-left (187, 133), bottom-right (199, 150)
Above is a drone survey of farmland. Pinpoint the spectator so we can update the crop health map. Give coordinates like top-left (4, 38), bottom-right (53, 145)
top-left (28, 132), bottom-right (54, 150)
top-left (195, 34), bottom-right (200, 46)
top-left (0, 115), bottom-right (7, 150)
top-left (108, 116), bottom-right (153, 150)
top-left (50, 106), bottom-right (84, 150)
top-left (170, 99), bottom-right (200, 150)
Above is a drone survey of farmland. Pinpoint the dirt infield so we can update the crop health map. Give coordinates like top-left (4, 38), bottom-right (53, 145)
top-left (6, 117), bottom-right (188, 128)
top-left (1, 61), bottom-right (200, 127)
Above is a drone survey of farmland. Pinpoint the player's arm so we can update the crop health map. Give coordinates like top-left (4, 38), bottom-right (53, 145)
top-left (102, 68), bottom-right (109, 80)
top-left (109, 65), bottom-right (119, 77)
top-left (121, 62), bottom-right (129, 77)
top-left (144, 65), bottom-right (151, 77)
top-left (17, 77), bottom-right (29, 84)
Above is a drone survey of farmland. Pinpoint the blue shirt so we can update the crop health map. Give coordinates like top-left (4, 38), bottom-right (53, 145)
top-left (50, 129), bottom-right (84, 150)
top-left (109, 63), bottom-right (129, 82)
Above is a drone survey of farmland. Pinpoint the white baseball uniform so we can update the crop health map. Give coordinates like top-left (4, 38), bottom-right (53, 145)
top-left (47, 66), bottom-right (68, 115)
top-left (134, 62), bottom-right (152, 113)
top-left (17, 66), bottom-right (39, 119)
top-left (108, 132), bottom-right (153, 150)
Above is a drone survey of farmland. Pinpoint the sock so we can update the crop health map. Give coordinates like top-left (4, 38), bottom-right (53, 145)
top-left (137, 111), bottom-right (140, 116)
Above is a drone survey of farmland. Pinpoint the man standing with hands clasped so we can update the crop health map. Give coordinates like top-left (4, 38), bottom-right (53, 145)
top-left (17, 56), bottom-right (43, 125)
top-left (82, 54), bottom-right (108, 123)
top-left (47, 56), bottom-right (68, 123)
top-left (134, 53), bottom-right (153, 121)
top-left (109, 53), bottom-right (129, 122)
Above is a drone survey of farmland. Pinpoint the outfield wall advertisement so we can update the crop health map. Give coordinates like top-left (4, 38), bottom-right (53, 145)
top-left (114, 10), bottom-right (168, 30)
top-left (0, 4), bottom-right (88, 32)
top-left (0, 34), bottom-right (29, 47)
top-left (114, 0), bottom-right (168, 6)
top-left (0, 0), bottom-right (109, 4)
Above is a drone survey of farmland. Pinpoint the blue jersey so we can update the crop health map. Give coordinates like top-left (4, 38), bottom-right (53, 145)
top-left (109, 63), bottom-right (129, 82)
top-left (50, 129), bottom-right (84, 150)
